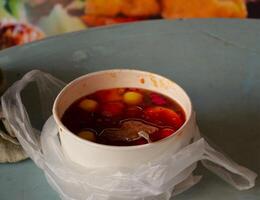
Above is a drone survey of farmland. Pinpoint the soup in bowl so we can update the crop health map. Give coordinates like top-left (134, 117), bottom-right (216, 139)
top-left (61, 87), bottom-right (186, 146)
top-left (53, 69), bottom-right (193, 168)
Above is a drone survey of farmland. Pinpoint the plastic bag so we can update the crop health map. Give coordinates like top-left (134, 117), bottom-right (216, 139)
top-left (1, 70), bottom-right (257, 200)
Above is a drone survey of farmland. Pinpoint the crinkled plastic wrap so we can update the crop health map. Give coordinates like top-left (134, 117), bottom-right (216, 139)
top-left (1, 70), bottom-right (257, 200)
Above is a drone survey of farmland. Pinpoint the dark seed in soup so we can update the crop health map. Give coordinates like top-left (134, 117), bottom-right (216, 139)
top-left (61, 88), bottom-right (185, 146)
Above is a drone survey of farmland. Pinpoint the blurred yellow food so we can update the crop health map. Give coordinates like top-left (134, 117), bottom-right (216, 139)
top-left (78, 131), bottom-right (96, 142)
top-left (85, 0), bottom-right (160, 17)
top-left (121, 0), bottom-right (160, 17)
top-left (79, 99), bottom-right (98, 112)
top-left (161, 0), bottom-right (247, 18)
top-left (123, 91), bottom-right (143, 105)
top-left (85, 0), bottom-right (122, 16)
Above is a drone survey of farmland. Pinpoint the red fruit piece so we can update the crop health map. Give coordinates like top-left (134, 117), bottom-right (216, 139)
top-left (150, 129), bottom-right (175, 142)
top-left (101, 102), bottom-right (125, 117)
top-left (150, 93), bottom-right (167, 105)
top-left (144, 106), bottom-right (184, 129)
top-left (160, 128), bottom-right (175, 138)
top-left (95, 89), bottom-right (125, 102)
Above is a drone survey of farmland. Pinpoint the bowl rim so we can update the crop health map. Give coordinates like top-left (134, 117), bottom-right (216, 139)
top-left (53, 68), bottom-right (193, 151)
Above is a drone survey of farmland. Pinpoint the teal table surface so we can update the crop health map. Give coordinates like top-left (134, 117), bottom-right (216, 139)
top-left (0, 19), bottom-right (259, 200)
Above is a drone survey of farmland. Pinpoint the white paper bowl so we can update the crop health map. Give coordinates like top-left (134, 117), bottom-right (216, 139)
top-left (53, 69), bottom-right (193, 168)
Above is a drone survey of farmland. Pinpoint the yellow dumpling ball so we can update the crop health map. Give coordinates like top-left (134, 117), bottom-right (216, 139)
top-left (78, 131), bottom-right (96, 142)
top-left (123, 91), bottom-right (143, 105)
top-left (79, 99), bottom-right (98, 112)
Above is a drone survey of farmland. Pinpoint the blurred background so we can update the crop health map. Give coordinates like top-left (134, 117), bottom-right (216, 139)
top-left (0, 0), bottom-right (260, 50)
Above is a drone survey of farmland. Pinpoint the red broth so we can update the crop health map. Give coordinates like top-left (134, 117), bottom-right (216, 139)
top-left (61, 88), bottom-right (185, 146)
